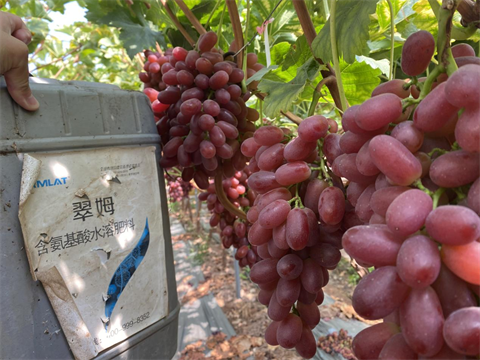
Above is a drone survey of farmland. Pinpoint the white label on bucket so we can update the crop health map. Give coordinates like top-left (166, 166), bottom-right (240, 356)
top-left (18, 146), bottom-right (168, 360)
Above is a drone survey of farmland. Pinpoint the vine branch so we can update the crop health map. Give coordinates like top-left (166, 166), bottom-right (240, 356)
top-left (159, 0), bottom-right (195, 46)
top-left (308, 75), bottom-right (335, 116)
top-left (226, 0), bottom-right (244, 69)
top-left (174, 0), bottom-right (207, 35)
top-left (386, 0), bottom-right (395, 80)
top-left (291, 0), bottom-right (344, 112)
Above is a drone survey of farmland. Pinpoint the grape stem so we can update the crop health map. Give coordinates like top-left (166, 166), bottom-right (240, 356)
top-left (413, 179), bottom-right (434, 196)
top-left (216, 1), bottom-right (227, 51)
top-left (214, 169), bottom-right (247, 220)
top-left (432, 187), bottom-right (446, 209)
top-left (386, 0), bottom-right (395, 80)
top-left (204, 0), bottom-right (222, 29)
top-left (317, 139), bottom-right (333, 185)
top-left (427, 147), bottom-right (448, 157)
top-left (291, 0), bottom-right (344, 112)
top-left (436, 0), bottom-right (459, 76)
top-left (329, 0), bottom-right (349, 112)
top-left (241, 0), bottom-right (251, 95)
top-left (308, 76), bottom-right (335, 117)
top-left (417, 66), bottom-right (443, 100)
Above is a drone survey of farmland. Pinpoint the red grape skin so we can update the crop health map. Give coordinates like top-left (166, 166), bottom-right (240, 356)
top-left (355, 93), bottom-right (403, 131)
top-left (369, 135), bottom-right (422, 186)
top-left (385, 189), bottom-right (433, 237)
top-left (339, 131), bottom-right (374, 154)
top-left (284, 137), bottom-right (317, 162)
top-left (401, 30), bottom-right (435, 76)
top-left (273, 223), bottom-right (289, 250)
top-left (297, 301), bottom-right (321, 329)
top-left (370, 186), bottom-right (410, 217)
top-left (304, 179), bottom-right (329, 214)
top-left (421, 344), bottom-right (467, 359)
top-left (265, 321), bottom-right (280, 345)
top-left (352, 322), bottom-right (399, 360)
top-left (257, 143), bottom-right (285, 171)
top-left (451, 43), bottom-right (476, 57)
top-left (276, 277), bottom-right (301, 307)
top-left (413, 82), bottom-right (460, 132)
top-left (378, 333), bottom-right (419, 360)
top-left (286, 208), bottom-right (310, 250)
top-left (254, 126), bottom-right (284, 146)
top-left (352, 266), bottom-right (410, 320)
top-left (444, 64), bottom-right (480, 108)
top-left (275, 161), bottom-right (311, 186)
top-left (250, 258), bottom-right (279, 284)
top-left (400, 286), bottom-right (445, 356)
top-left (372, 79), bottom-right (411, 99)
top-left (255, 187), bottom-right (292, 211)
top-left (247, 171), bottom-right (282, 194)
top-left (425, 205), bottom-right (480, 246)
top-left (355, 183), bottom-right (376, 222)
top-left (432, 264), bottom-right (477, 317)
top-left (258, 199), bottom-right (291, 229)
top-left (268, 290), bottom-right (290, 321)
top-left (300, 258), bottom-right (324, 294)
top-left (342, 225), bottom-right (403, 267)
top-left (356, 140), bottom-right (380, 176)
top-left (317, 186), bottom-right (345, 225)
top-left (332, 153), bottom-right (377, 185)
top-left (390, 121), bottom-right (424, 153)
top-left (198, 31), bottom-right (218, 53)
top-left (443, 307), bottom-right (480, 356)
top-left (429, 150), bottom-right (479, 188)
top-left (454, 106), bottom-right (480, 153)
top-left (467, 178), bottom-right (480, 214)
top-left (241, 137), bottom-right (262, 158)
top-left (295, 326), bottom-right (317, 359)
top-left (248, 221), bottom-right (273, 246)
top-left (277, 253), bottom-right (304, 279)
top-left (346, 182), bottom-right (368, 207)
top-left (277, 314), bottom-right (303, 349)
top-left (309, 243), bottom-right (341, 270)
top-left (298, 115), bottom-right (329, 142)
top-left (396, 235), bottom-right (441, 288)
top-left (323, 133), bottom-right (344, 164)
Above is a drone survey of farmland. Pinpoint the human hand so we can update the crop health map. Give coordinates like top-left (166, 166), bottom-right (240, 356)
top-left (0, 11), bottom-right (39, 111)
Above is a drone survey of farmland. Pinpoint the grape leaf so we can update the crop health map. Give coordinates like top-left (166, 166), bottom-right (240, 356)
top-left (282, 35), bottom-right (311, 70)
top-left (46, 0), bottom-right (72, 13)
top-left (245, 65), bottom-right (278, 85)
top-left (356, 55), bottom-right (390, 76)
top-left (87, 7), bottom-right (166, 58)
top-left (257, 58), bottom-right (320, 117)
top-left (340, 59), bottom-right (382, 105)
top-left (312, 0), bottom-right (379, 64)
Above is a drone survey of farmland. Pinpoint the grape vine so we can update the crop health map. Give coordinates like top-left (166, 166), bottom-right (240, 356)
top-left (139, 0), bottom-right (480, 358)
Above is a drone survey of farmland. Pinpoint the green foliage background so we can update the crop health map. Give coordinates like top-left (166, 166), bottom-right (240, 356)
top-left (3, 0), bottom-right (479, 118)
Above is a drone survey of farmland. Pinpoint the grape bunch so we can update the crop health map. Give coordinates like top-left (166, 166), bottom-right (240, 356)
top-left (241, 117), bottom-right (346, 358)
top-left (198, 170), bottom-right (261, 268)
top-left (166, 176), bottom-right (192, 203)
top-left (332, 31), bottom-right (480, 359)
top-left (139, 31), bottom-right (261, 189)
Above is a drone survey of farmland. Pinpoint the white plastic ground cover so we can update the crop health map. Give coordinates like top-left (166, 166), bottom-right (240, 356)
top-left (18, 146), bottom-right (168, 360)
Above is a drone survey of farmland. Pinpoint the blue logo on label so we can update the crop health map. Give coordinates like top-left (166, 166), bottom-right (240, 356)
top-left (33, 177), bottom-right (68, 188)
top-left (104, 218), bottom-right (150, 329)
